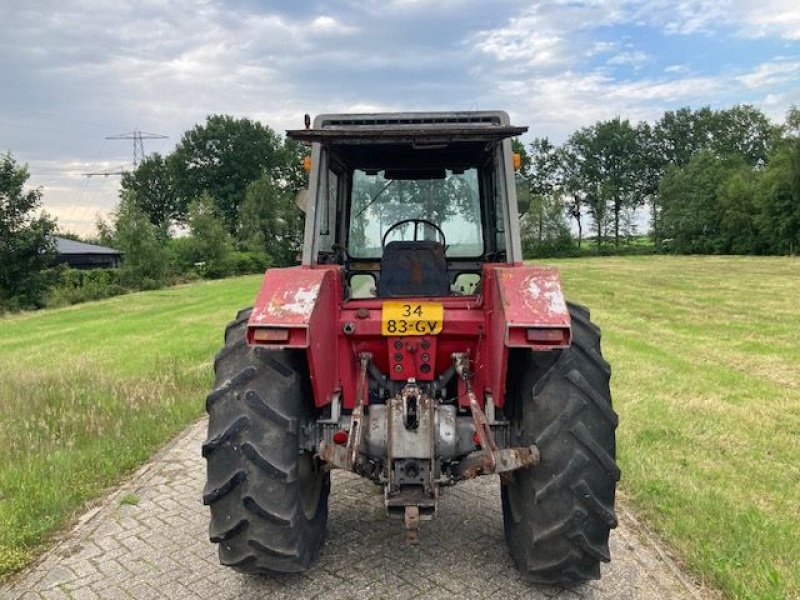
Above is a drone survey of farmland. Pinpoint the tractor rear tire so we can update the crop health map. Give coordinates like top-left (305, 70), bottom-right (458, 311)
top-left (501, 302), bottom-right (619, 584)
top-left (202, 308), bottom-right (329, 574)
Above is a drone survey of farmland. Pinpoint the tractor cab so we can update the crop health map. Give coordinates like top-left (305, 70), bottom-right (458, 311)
top-left (287, 112), bottom-right (528, 300)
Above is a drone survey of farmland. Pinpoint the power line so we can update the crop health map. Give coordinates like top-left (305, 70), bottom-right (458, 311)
top-left (82, 165), bottom-right (128, 178)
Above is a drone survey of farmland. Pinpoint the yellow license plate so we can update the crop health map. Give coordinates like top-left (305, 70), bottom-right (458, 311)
top-left (381, 301), bottom-right (444, 336)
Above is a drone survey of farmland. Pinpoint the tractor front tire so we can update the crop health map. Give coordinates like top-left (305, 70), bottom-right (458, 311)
top-left (202, 308), bottom-right (329, 574)
top-left (501, 302), bottom-right (619, 584)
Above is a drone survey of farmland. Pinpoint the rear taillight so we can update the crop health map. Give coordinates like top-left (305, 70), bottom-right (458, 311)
top-left (251, 327), bottom-right (290, 343)
top-left (507, 326), bottom-right (571, 348)
top-left (526, 328), bottom-right (569, 345)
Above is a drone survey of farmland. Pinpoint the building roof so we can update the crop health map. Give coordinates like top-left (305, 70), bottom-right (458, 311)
top-left (53, 236), bottom-right (122, 255)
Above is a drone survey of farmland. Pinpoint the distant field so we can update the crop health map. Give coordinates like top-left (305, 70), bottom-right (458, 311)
top-left (0, 275), bottom-right (262, 579)
top-left (1, 257), bottom-right (798, 599)
top-left (548, 256), bottom-right (800, 600)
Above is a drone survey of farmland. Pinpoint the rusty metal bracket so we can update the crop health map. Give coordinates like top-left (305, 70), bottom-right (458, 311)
top-left (452, 353), bottom-right (540, 481)
top-left (320, 353), bottom-right (371, 471)
top-left (348, 353), bottom-right (371, 465)
top-left (453, 353), bottom-right (497, 459)
top-left (456, 445), bottom-right (540, 479)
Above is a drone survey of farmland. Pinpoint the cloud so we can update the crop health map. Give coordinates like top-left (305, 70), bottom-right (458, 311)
top-left (627, 0), bottom-right (800, 39)
top-left (760, 90), bottom-right (800, 121)
top-left (665, 64), bottom-right (691, 74)
top-left (1, 0), bottom-right (798, 234)
top-left (466, 2), bottom-right (799, 139)
top-left (472, 8), bottom-right (569, 71)
top-left (746, 3), bottom-right (800, 40)
top-left (472, 1), bottom-right (800, 53)
top-left (308, 15), bottom-right (357, 34)
top-left (607, 50), bottom-right (650, 68)
top-left (470, 3), bottom-right (629, 73)
top-left (736, 59), bottom-right (800, 89)
top-left (471, 58), bottom-right (795, 140)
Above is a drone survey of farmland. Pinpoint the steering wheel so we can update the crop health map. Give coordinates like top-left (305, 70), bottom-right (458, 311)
top-left (381, 219), bottom-right (447, 249)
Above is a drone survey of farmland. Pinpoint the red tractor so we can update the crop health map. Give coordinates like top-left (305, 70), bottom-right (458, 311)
top-left (203, 111), bottom-right (618, 584)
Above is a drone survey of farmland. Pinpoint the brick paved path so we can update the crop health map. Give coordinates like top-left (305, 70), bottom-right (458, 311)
top-left (3, 420), bottom-right (707, 600)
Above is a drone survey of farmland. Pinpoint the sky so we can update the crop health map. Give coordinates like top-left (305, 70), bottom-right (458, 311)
top-left (1, 0), bottom-right (799, 235)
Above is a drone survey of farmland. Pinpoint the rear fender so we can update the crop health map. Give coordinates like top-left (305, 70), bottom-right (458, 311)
top-left (487, 265), bottom-right (571, 348)
top-left (247, 265), bottom-right (341, 408)
top-left (478, 265), bottom-right (571, 408)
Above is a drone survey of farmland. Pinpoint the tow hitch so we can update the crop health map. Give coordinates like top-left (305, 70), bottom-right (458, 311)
top-left (318, 352), bottom-right (541, 544)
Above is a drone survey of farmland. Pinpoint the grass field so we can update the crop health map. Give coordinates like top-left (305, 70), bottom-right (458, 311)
top-left (1, 257), bottom-right (798, 599)
top-left (550, 256), bottom-right (800, 600)
top-left (0, 275), bottom-right (262, 579)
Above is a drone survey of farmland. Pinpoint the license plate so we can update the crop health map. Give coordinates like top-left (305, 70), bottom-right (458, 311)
top-left (381, 301), bottom-right (444, 336)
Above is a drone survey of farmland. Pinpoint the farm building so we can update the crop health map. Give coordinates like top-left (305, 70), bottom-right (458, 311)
top-left (52, 236), bottom-right (123, 269)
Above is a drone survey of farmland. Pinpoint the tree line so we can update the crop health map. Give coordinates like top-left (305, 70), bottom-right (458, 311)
top-left (3, 106), bottom-right (799, 311)
top-left (114, 113), bottom-right (308, 272)
top-left (1, 114), bottom-right (307, 311)
top-left (517, 105), bottom-right (800, 256)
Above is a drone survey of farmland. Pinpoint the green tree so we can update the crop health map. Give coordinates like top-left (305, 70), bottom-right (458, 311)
top-left (560, 145), bottom-right (586, 248)
top-left (597, 118), bottom-right (640, 246)
top-left (92, 214), bottom-right (116, 248)
top-left (168, 115), bottom-right (284, 232)
top-left (634, 122), bottom-right (664, 243)
top-left (187, 194), bottom-right (234, 277)
top-left (526, 137), bottom-right (560, 240)
top-left (113, 192), bottom-right (168, 288)
top-left (0, 153), bottom-right (57, 309)
top-left (518, 137), bottom-right (573, 255)
top-left (278, 139), bottom-right (311, 194)
top-left (712, 104), bottom-right (777, 166)
top-left (652, 105), bottom-right (775, 169)
top-left (653, 107), bottom-right (718, 168)
top-left (120, 153), bottom-right (178, 233)
top-left (658, 152), bottom-right (747, 254)
top-left (651, 105), bottom-right (776, 243)
top-left (565, 128), bottom-right (605, 248)
top-left (520, 199), bottom-right (573, 257)
top-left (784, 106), bottom-right (800, 137)
top-left (718, 167), bottom-right (762, 254)
top-left (566, 118), bottom-right (641, 248)
top-left (757, 138), bottom-right (800, 254)
top-left (238, 175), bottom-right (302, 266)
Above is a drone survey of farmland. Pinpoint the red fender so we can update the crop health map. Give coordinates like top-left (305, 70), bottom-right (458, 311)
top-left (475, 265), bottom-right (571, 409)
top-left (247, 265), bottom-right (341, 408)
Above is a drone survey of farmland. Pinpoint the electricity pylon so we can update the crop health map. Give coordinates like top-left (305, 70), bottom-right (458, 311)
top-left (106, 130), bottom-right (169, 168)
top-left (83, 129), bottom-right (168, 177)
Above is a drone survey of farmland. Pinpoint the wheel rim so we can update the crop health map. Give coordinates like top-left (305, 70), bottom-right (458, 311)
top-left (297, 452), bottom-right (323, 519)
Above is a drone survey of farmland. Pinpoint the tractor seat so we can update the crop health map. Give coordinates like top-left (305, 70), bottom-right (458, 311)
top-left (377, 240), bottom-right (450, 298)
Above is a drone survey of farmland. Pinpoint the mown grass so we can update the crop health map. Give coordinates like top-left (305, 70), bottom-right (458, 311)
top-left (546, 256), bottom-right (800, 600)
top-left (0, 275), bottom-right (262, 580)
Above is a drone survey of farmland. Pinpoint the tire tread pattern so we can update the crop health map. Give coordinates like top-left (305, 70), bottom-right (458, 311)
top-left (502, 302), bottom-right (618, 585)
top-left (203, 308), bottom-right (329, 574)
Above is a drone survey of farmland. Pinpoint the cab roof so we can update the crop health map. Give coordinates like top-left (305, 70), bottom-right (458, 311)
top-left (286, 124), bottom-right (528, 146)
top-left (287, 110), bottom-right (527, 146)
